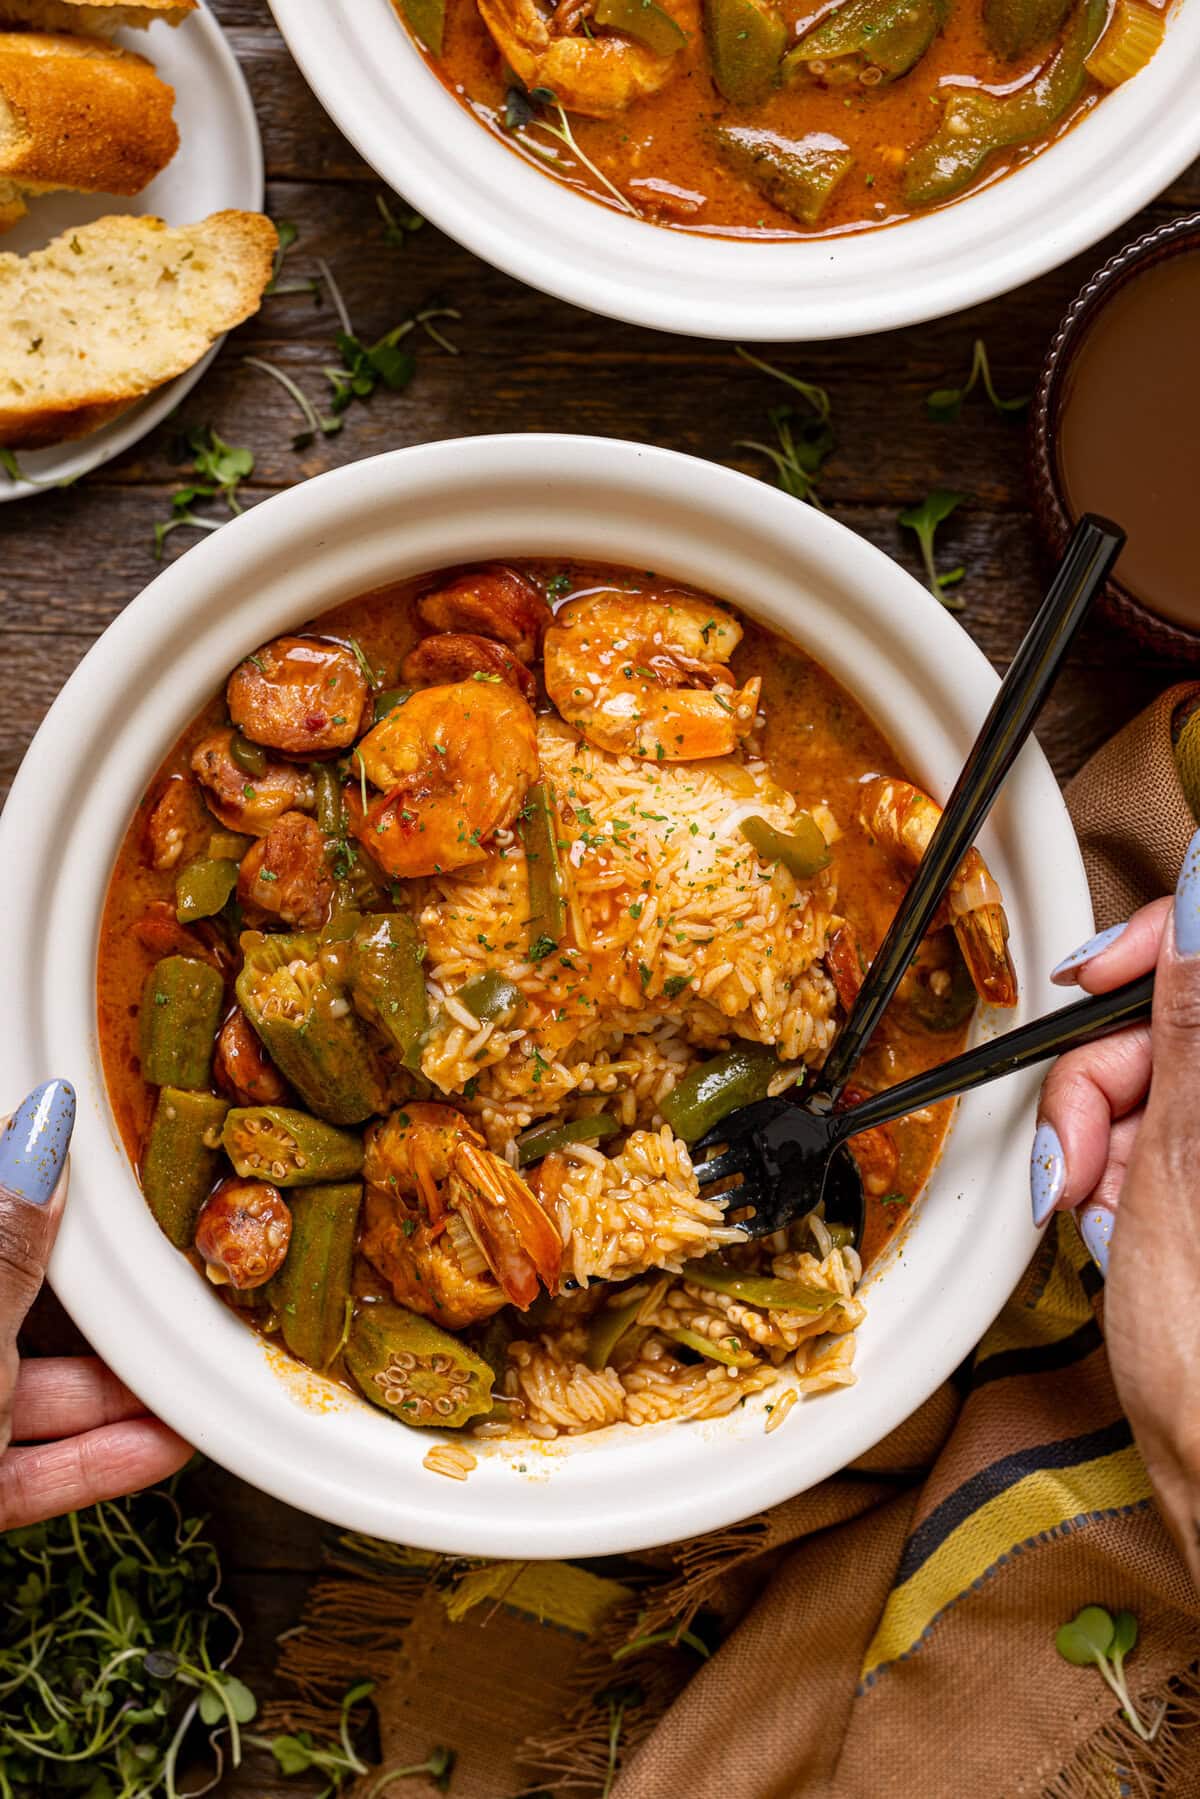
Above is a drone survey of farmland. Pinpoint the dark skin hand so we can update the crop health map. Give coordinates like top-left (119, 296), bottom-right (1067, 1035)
top-left (1036, 874), bottom-right (1200, 1591)
top-left (0, 1082), bottom-right (192, 1530)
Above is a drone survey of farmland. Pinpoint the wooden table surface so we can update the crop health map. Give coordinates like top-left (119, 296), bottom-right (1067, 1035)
top-left (4, 3), bottom-right (1198, 1790)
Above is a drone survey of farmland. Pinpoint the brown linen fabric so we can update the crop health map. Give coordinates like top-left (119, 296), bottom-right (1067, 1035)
top-left (1066, 683), bottom-right (1200, 926)
top-left (271, 687), bottom-right (1200, 1799)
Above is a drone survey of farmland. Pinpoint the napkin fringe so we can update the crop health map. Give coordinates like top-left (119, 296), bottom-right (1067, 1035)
top-left (1043, 1663), bottom-right (1200, 1799)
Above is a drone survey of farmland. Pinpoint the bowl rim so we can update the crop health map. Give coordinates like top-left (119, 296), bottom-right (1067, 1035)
top-left (0, 434), bottom-right (1092, 1556)
top-left (268, 0), bottom-right (1200, 341)
top-left (1029, 209), bottom-right (1200, 664)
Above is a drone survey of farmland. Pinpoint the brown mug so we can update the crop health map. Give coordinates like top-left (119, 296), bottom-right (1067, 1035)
top-left (1029, 210), bottom-right (1200, 665)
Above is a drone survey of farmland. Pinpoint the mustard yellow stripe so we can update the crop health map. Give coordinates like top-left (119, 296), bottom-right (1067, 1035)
top-left (976, 1230), bottom-right (1092, 1363)
top-left (444, 1560), bottom-right (630, 1634)
top-left (861, 1443), bottom-right (1151, 1681)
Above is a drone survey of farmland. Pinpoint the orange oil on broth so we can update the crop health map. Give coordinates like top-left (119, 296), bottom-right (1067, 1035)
top-left (97, 562), bottom-right (968, 1311)
top-left (423, 0), bottom-right (1107, 238)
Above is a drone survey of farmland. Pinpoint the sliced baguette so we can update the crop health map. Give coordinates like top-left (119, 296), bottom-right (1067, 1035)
top-left (0, 1), bottom-right (194, 33)
top-left (0, 210), bottom-right (278, 449)
top-left (0, 31), bottom-right (178, 229)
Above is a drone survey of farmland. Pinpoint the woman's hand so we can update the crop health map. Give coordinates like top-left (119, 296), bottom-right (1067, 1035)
top-left (1034, 830), bottom-right (1200, 1587)
top-left (0, 1080), bottom-right (192, 1530)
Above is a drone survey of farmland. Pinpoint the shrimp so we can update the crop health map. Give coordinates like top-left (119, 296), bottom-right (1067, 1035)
top-left (417, 564), bottom-right (552, 663)
top-left (477, 0), bottom-right (696, 117)
top-left (543, 592), bottom-right (760, 761)
top-left (191, 729), bottom-right (316, 836)
top-left (361, 1103), bottom-right (562, 1326)
top-left (346, 680), bottom-right (539, 879)
top-left (402, 631), bottom-right (536, 702)
top-left (857, 776), bottom-right (1017, 1008)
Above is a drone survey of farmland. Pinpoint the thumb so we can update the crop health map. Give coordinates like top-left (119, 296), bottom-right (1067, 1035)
top-left (0, 1080), bottom-right (76, 1365)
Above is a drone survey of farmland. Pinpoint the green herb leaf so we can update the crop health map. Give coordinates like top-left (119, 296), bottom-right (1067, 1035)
top-left (1056, 1605), bottom-right (1116, 1666)
top-left (898, 489), bottom-right (967, 608)
top-left (377, 192), bottom-right (425, 247)
top-left (926, 338), bottom-right (1028, 421)
top-left (734, 350), bottom-right (834, 511)
top-left (269, 1732), bottom-right (316, 1774)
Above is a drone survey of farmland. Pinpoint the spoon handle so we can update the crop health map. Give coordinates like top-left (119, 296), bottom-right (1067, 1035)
top-left (820, 512), bottom-right (1125, 1100)
top-left (832, 973), bottom-right (1154, 1140)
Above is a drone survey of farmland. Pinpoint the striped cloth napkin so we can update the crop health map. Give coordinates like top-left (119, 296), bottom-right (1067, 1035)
top-left (268, 686), bottom-right (1200, 1799)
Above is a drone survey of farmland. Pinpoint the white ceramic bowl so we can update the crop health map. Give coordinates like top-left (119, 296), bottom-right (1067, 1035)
top-left (0, 435), bottom-right (1091, 1556)
top-left (269, 0), bottom-right (1200, 340)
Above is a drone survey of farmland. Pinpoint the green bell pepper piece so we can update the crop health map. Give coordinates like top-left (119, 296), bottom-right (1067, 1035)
top-left (176, 857), bottom-right (239, 924)
top-left (595, 0), bottom-right (687, 53)
top-left (268, 1182), bottom-right (362, 1368)
top-left (236, 932), bottom-right (388, 1125)
top-left (400, 0), bottom-right (445, 53)
top-left (516, 1113), bottom-right (620, 1166)
top-left (346, 1302), bottom-right (495, 1427)
top-left (739, 812), bottom-right (831, 878)
top-left (139, 956), bottom-right (225, 1090)
top-left (458, 970), bottom-right (523, 1026)
top-left (349, 912), bottom-right (429, 1070)
top-left (229, 732), bottom-right (268, 778)
top-left (660, 1044), bottom-right (782, 1144)
top-left (586, 1295), bottom-right (643, 1371)
top-left (223, 1105), bottom-right (364, 1186)
top-left (683, 1257), bottom-right (836, 1312)
top-left (141, 1088), bottom-right (229, 1248)
top-left (666, 1325), bottom-right (758, 1367)
top-left (905, 0), bottom-right (1107, 206)
top-left (985, 0), bottom-right (1074, 58)
top-left (373, 686), bottom-right (414, 726)
top-left (783, 0), bottom-right (946, 83)
top-left (705, 0), bottom-right (786, 102)
top-left (520, 779), bottom-right (568, 949)
top-left (714, 126), bottom-right (854, 225)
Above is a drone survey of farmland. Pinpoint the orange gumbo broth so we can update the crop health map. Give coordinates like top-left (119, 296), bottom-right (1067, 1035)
top-left (98, 562), bottom-right (972, 1378)
top-left (390, 0), bottom-right (1161, 237)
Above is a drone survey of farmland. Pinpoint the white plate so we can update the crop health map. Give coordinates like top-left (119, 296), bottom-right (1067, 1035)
top-left (270, 0), bottom-right (1200, 341)
top-left (0, 3), bottom-right (263, 501)
top-left (0, 435), bottom-right (1093, 1557)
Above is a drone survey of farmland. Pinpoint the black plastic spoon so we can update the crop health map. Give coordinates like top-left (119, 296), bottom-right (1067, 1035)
top-left (694, 974), bottom-right (1153, 1240)
top-left (696, 511), bottom-right (1126, 1244)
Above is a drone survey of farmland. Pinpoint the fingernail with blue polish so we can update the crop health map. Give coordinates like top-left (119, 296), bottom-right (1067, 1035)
top-left (0, 1080), bottom-right (76, 1207)
top-left (1050, 921), bottom-right (1129, 985)
top-left (1030, 1120), bottom-right (1066, 1227)
top-left (1175, 827), bottom-right (1200, 959)
top-left (1079, 1204), bottom-right (1113, 1278)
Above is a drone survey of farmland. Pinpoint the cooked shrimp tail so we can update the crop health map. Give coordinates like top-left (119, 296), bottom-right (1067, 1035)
top-left (857, 776), bottom-right (1017, 1008)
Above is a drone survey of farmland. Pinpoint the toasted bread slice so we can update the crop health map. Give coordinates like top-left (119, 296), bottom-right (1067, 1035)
top-left (0, 1), bottom-right (194, 32)
top-left (0, 31), bottom-right (178, 229)
top-left (0, 210), bottom-right (278, 449)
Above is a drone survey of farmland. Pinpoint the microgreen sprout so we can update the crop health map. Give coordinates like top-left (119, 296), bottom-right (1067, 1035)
top-left (0, 445), bottom-right (80, 489)
top-left (363, 1742), bottom-right (457, 1796)
top-left (377, 193), bottom-right (425, 248)
top-left (505, 86), bottom-right (638, 215)
top-left (246, 1680), bottom-right (395, 1795)
top-left (593, 1679), bottom-right (643, 1799)
top-left (1055, 1605), bottom-right (1165, 1743)
top-left (264, 220), bottom-right (323, 301)
top-left (0, 1487), bottom-right (246, 1799)
top-left (734, 351), bottom-right (834, 511)
top-left (154, 426), bottom-right (255, 557)
top-left (927, 338), bottom-right (1028, 421)
top-left (898, 489), bottom-right (967, 607)
top-left (243, 355), bottom-right (343, 450)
